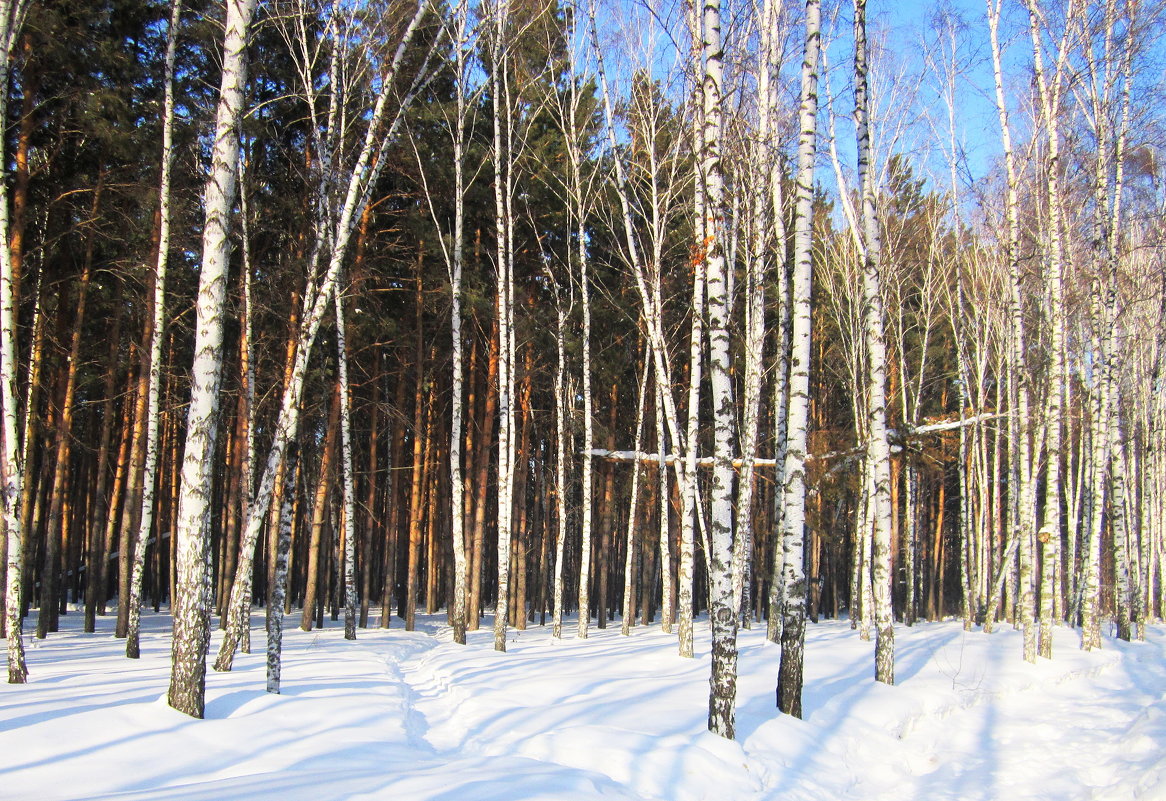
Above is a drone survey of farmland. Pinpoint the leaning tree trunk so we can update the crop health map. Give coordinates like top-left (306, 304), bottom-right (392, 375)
top-left (266, 444), bottom-right (297, 694)
top-left (590, 11), bottom-right (696, 657)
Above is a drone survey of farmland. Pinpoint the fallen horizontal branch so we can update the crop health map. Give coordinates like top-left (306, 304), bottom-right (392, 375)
top-left (584, 413), bottom-right (1008, 468)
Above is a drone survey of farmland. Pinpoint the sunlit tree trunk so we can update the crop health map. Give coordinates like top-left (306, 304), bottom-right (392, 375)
top-left (1, 0), bottom-right (32, 684)
top-left (36, 177), bottom-right (99, 641)
top-left (987, 0), bottom-right (1036, 662)
top-left (334, 277), bottom-right (358, 640)
top-left (693, 0), bottom-right (740, 740)
top-left (83, 309), bottom-right (121, 634)
top-left (301, 391), bottom-right (339, 632)
top-left (491, 0), bottom-right (516, 652)
top-left (1023, 0), bottom-right (1072, 660)
top-left (552, 296), bottom-right (570, 639)
top-left (127, 0), bottom-right (183, 659)
top-left (265, 442), bottom-right (297, 693)
top-left (777, 0), bottom-right (821, 720)
top-left (853, 0), bottom-right (894, 685)
top-left (735, 0), bottom-right (786, 630)
top-left (168, 0), bottom-right (255, 718)
top-left (446, 0), bottom-right (471, 645)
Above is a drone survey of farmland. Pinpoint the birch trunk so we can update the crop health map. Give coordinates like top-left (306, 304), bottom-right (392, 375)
top-left (735, 0), bottom-right (785, 630)
top-left (492, 0), bottom-right (516, 652)
top-left (168, 0), bottom-right (255, 718)
top-left (777, 0), bottom-right (821, 719)
top-left (1, 0), bottom-right (32, 684)
top-left (127, 0), bottom-right (183, 660)
top-left (1023, 0), bottom-right (1071, 660)
top-left (266, 445), bottom-right (297, 693)
top-left (237, 189), bottom-right (256, 652)
top-left (577, 149), bottom-right (595, 643)
top-left (589, 9), bottom-right (697, 657)
top-left (657, 379), bottom-right (674, 633)
top-left (447, 0), bottom-right (470, 645)
top-left (552, 299), bottom-right (570, 639)
top-left (335, 279), bottom-right (358, 640)
top-left (693, 0), bottom-right (740, 740)
top-left (987, 0), bottom-right (1036, 662)
top-left (854, 0), bottom-right (894, 685)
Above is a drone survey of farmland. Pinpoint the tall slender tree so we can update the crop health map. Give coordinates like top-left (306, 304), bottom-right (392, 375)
top-left (777, 0), bottom-right (821, 719)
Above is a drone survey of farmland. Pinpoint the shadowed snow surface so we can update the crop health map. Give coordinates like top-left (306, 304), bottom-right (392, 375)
top-left (2, 610), bottom-right (1164, 800)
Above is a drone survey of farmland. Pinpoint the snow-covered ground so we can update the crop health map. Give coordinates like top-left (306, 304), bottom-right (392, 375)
top-left (2, 608), bottom-right (1164, 800)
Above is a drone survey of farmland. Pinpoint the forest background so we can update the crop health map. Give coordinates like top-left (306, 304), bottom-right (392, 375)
top-left (0, 0), bottom-right (1164, 741)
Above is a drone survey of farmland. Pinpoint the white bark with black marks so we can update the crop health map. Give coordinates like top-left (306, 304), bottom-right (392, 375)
top-left (169, 0), bottom-right (256, 718)
top-left (854, 0), bottom-right (894, 685)
top-left (0, 0), bottom-right (32, 685)
top-left (127, 0), bottom-right (183, 661)
top-left (777, 0), bottom-right (820, 720)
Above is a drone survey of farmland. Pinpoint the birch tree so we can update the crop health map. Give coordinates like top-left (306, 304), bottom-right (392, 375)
top-left (413, 0), bottom-right (477, 645)
top-left (735, 0), bottom-right (788, 629)
top-left (0, 0), bottom-right (31, 685)
top-left (1023, 0), bottom-right (1075, 660)
top-left (590, 2), bottom-right (700, 659)
top-left (693, 0), bottom-right (741, 740)
top-left (776, 0), bottom-right (821, 719)
top-left (169, 0), bottom-right (257, 718)
top-left (987, 0), bottom-right (1037, 661)
top-left (853, 0), bottom-right (894, 685)
top-left (490, 0), bottom-right (517, 652)
top-left (126, 0), bottom-right (183, 661)
top-left (334, 275), bottom-right (358, 640)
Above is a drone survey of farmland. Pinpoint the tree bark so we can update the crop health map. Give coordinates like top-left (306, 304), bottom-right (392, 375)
top-left (777, 0), bottom-right (821, 719)
top-left (854, 0), bottom-right (894, 685)
top-left (301, 390), bottom-right (339, 632)
top-left (168, 0), bottom-right (256, 718)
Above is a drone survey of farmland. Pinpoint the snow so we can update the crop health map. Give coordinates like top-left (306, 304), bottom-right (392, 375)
top-left (3, 610), bottom-right (1165, 801)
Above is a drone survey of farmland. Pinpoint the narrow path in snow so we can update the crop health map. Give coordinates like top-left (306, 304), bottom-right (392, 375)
top-left (389, 620), bottom-right (662, 800)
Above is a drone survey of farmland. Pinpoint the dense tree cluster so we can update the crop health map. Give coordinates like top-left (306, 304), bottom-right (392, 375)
top-left (2, 0), bottom-right (1164, 740)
